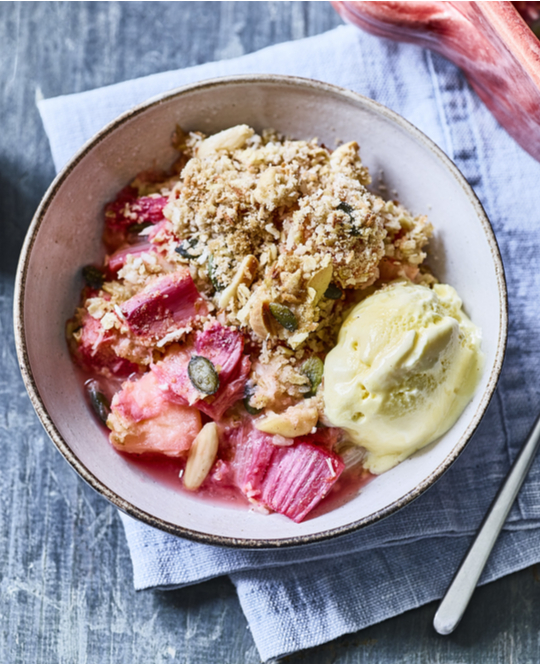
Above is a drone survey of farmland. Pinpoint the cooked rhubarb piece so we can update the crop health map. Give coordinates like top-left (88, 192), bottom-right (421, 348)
top-left (108, 371), bottom-right (202, 456)
top-left (146, 219), bottom-right (171, 243)
top-left (70, 310), bottom-right (139, 378)
top-left (107, 242), bottom-right (154, 275)
top-left (195, 322), bottom-right (245, 378)
top-left (152, 323), bottom-right (251, 419)
top-left (104, 186), bottom-right (168, 250)
top-left (295, 426), bottom-right (342, 450)
top-left (228, 427), bottom-right (344, 522)
top-left (378, 258), bottom-right (419, 283)
top-left (260, 441), bottom-right (345, 522)
top-left (205, 356), bottom-right (250, 420)
top-left (233, 428), bottom-right (276, 498)
top-left (120, 269), bottom-right (208, 338)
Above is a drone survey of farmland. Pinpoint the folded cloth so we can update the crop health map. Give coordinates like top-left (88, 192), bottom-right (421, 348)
top-left (38, 24), bottom-right (540, 662)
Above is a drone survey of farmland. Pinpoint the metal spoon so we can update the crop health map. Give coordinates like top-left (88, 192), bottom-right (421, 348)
top-left (433, 413), bottom-right (540, 635)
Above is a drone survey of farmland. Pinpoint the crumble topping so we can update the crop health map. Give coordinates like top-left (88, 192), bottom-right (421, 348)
top-left (69, 125), bottom-right (432, 410)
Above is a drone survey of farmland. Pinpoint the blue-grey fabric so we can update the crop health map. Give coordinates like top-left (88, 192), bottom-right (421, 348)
top-left (38, 25), bottom-right (540, 662)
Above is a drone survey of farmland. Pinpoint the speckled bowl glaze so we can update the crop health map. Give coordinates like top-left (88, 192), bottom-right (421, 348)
top-left (14, 75), bottom-right (507, 548)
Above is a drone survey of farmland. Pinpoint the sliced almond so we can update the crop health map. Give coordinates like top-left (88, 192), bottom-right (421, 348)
top-left (183, 422), bottom-right (219, 491)
top-left (219, 254), bottom-right (259, 309)
top-left (197, 125), bottom-right (254, 159)
top-left (307, 265), bottom-right (333, 305)
top-left (255, 403), bottom-right (319, 438)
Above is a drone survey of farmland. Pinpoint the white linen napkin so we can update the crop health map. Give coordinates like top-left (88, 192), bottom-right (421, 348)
top-left (38, 25), bottom-right (540, 661)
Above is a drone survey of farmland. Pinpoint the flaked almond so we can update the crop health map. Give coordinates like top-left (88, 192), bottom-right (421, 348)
top-left (255, 403), bottom-right (319, 438)
top-left (307, 265), bottom-right (333, 304)
top-left (197, 125), bottom-right (254, 159)
top-left (183, 422), bottom-right (219, 491)
top-left (219, 254), bottom-right (259, 309)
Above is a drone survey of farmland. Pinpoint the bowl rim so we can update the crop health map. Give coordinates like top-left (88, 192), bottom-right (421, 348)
top-left (14, 73), bottom-right (508, 548)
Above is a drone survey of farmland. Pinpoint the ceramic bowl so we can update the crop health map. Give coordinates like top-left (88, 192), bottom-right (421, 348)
top-left (14, 75), bottom-right (507, 547)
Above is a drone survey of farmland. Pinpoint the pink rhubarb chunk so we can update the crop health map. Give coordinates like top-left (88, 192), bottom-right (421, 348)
top-left (107, 242), bottom-right (154, 275)
top-left (104, 186), bottom-right (168, 250)
top-left (260, 441), bottom-right (345, 522)
top-left (120, 269), bottom-right (208, 338)
top-left (233, 427), bottom-right (276, 497)
top-left (152, 322), bottom-right (251, 420)
top-left (71, 310), bottom-right (139, 378)
top-left (108, 371), bottom-right (202, 456)
top-left (226, 427), bottom-right (345, 522)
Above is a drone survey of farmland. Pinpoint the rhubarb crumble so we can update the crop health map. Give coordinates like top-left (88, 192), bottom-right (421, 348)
top-left (67, 124), bottom-right (433, 522)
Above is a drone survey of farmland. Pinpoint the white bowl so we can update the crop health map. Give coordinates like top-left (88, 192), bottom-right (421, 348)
top-left (14, 75), bottom-right (507, 547)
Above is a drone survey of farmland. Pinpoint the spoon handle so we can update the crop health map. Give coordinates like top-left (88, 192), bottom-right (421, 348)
top-left (433, 413), bottom-right (540, 636)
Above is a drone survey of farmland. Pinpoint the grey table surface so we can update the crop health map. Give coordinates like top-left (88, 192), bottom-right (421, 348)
top-left (2, 2), bottom-right (540, 663)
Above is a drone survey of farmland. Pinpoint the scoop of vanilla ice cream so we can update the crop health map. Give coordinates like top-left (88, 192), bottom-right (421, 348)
top-left (323, 281), bottom-right (483, 474)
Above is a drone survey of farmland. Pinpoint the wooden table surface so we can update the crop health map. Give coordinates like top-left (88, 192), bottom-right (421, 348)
top-left (2, 2), bottom-right (539, 662)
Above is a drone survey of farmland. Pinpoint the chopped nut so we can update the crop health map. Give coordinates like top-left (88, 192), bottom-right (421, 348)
top-left (248, 289), bottom-right (276, 339)
top-left (197, 124), bottom-right (254, 159)
top-left (255, 402), bottom-right (319, 438)
top-left (219, 255), bottom-right (259, 309)
top-left (288, 332), bottom-right (309, 350)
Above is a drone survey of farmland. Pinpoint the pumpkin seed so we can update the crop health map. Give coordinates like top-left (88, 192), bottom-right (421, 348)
top-left (86, 380), bottom-right (110, 424)
top-left (243, 384), bottom-right (262, 416)
top-left (269, 302), bottom-right (298, 331)
top-left (324, 283), bottom-right (343, 300)
top-left (175, 237), bottom-right (198, 259)
top-left (336, 201), bottom-right (361, 236)
top-left (128, 221), bottom-right (152, 234)
top-left (336, 201), bottom-right (354, 218)
top-left (82, 265), bottom-right (105, 290)
top-left (188, 356), bottom-right (220, 395)
top-left (208, 254), bottom-right (224, 291)
top-left (301, 357), bottom-right (324, 397)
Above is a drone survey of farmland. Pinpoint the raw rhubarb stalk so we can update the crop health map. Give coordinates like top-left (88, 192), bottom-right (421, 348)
top-left (332, 1), bottom-right (540, 163)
